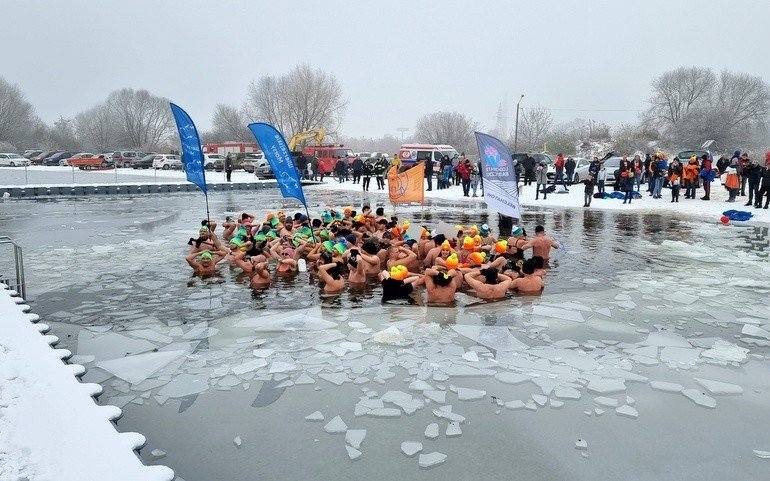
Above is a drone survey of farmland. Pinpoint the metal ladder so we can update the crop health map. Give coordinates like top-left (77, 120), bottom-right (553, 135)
top-left (0, 237), bottom-right (26, 299)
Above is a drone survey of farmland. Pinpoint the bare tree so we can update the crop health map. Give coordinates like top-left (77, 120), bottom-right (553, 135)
top-left (514, 106), bottom-right (552, 152)
top-left (243, 64), bottom-right (347, 138)
top-left (337, 134), bottom-right (405, 155)
top-left (612, 123), bottom-right (660, 154)
top-left (210, 104), bottom-right (249, 142)
top-left (75, 104), bottom-right (117, 152)
top-left (648, 66), bottom-right (716, 125)
top-left (106, 88), bottom-right (174, 149)
top-left (0, 76), bottom-right (39, 149)
top-left (414, 111), bottom-right (478, 155)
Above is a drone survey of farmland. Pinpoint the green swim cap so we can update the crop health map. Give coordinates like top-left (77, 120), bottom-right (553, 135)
top-left (270, 217), bottom-right (280, 226)
top-left (266, 230), bottom-right (278, 239)
top-left (319, 229), bottom-right (329, 239)
top-left (333, 243), bottom-right (346, 255)
top-left (322, 240), bottom-right (335, 252)
top-left (198, 252), bottom-right (213, 261)
top-left (255, 233), bottom-right (266, 242)
top-left (230, 238), bottom-right (244, 247)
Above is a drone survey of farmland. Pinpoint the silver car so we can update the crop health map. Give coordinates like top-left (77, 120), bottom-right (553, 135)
top-left (0, 153), bottom-right (30, 167)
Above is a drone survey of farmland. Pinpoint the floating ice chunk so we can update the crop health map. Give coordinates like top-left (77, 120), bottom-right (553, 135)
top-left (593, 396), bottom-right (619, 408)
top-left (533, 305), bottom-right (585, 323)
top-left (700, 340), bottom-right (749, 364)
top-left (432, 408), bottom-right (465, 423)
top-left (305, 411), bottom-right (325, 422)
top-left (624, 345), bottom-right (658, 358)
top-left (252, 349), bottom-right (275, 358)
top-left (693, 378), bottom-right (743, 395)
top-left (69, 354), bottom-right (96, 364)
top-left (681, 389), bottom-right (717, 408)
top-left (295, 373), bottom-right (316, 385)
top-left (660, 347), bottom-right (702, 364)
top-left (157, 373), bottom-right (209, 398)
top-left (425, 423), bottom-right (439, 440)
top-left (594, 408), bottom-right (605, 416)
top-left (269, 360), bottom-right (298, 374)
top-left (494, 372), bottom-right (531, 385)
top-left (348, 321), bottom-right (366, 329)
top-left (346, 445), bottom-right (362, 461)
top-left (505, 400), bottom-right (526, 410)
top-left (126, 329), bottom-right (173, 344)
top-left (77, 331), bottom-right (156, 361)
top-left (232, 359), bottom-right (268, 375)
top-left (345, 429), bottom-right (367, 449)
top-left (456, 387), bottom-right (486, 401)
top-left (451, 325), bottom-right (528, 352)
top-left (96, 350), bottom-right (186, 385)
top-left (531, 394), bottom-right (548, 406)
top-left (402, 441), bottom-right (423, 457)
top-left (183, 326), bottom-right (219, 340)
top-left (741, 325), bottom-right (770, 340)
top-left (219, 375), bottom-right (242, 388)
top-left (446, 422), bottom-right (462, 437)
top-left (367, 408), bottom-right (401, 418)
top-left (626, 396), bottom-right (635, 405)
top-left (419, 452), bottom-right (447, 469)
top-left (324, 416), bottom-right (348, 434)
top-left (237, 310), bottom-right (337, 331)
top-left (641, 331), bottom-right (692, 348)
top-left (424, 390), bottom-right (446, 403)
top-left (753, 450), bottom-right (770, 459)
top-left (595, 307), bottom-right (612, 317)
top-left (575, 439), bottom-right (588, 450)
top-left (554, 387), bottom-right (581, 400)
top-left (524, 401), bottom-right (537, 411)
top-left (372, 326), bottom-right (404, 344)
top-left (532, 378), bottom-right (558, 396)
top-left (649, 381), bottom-right (684, 393)
top-left (587, 379), bottom-right (626, 395)
top-left (151, 449), bottom-right (166, 459)
top-left (318, 372), bottom-right (351, 386)
top-left (615, 405), bottom-right (638, 419)
top-left (409, 380), bottom-right (434, 391)
top-left (233, 436), bottom-right (242, 447)
top-left (442, 365), bottom-right (496, 377)
top-left (339, 342), bottom-right (362, 352)
top-left (552, 339), bottom-right (580, 349)
top-left (550, 399), bottom-right (564, 408)
top-left (462, 351), bottom-right (479, 362)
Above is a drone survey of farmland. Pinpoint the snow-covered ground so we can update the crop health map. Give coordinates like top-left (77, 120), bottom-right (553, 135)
top-left (309, 177), bottom-right (770, 225)
top-left (0, 285), bottom-right (174, 481)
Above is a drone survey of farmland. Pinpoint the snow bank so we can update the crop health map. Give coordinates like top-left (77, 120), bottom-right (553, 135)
top-left (0, 285), bottom-right (173, 481)
top-left (309, 177), bottom-right (770, 225)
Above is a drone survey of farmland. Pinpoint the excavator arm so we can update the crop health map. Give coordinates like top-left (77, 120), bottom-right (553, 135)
top-left (288, 127), bottom-right (326, 152)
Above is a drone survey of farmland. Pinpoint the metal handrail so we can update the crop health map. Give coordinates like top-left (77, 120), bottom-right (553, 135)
top-left (0, 236), bottom-right (25, 299)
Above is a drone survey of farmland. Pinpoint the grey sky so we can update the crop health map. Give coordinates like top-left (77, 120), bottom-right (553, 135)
top-left (2, 0), bottom-right (769, 138)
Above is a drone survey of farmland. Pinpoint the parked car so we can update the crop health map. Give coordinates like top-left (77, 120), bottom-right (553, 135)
top-left (203, 153), bottom-right (224, 170)
top-left (30, 150), bottom-right (60, 164)
top-left (68, 154), bottom-right (113, 169)
top-left (132, 154), bottom-right (157, 169)
top-left (513, 152), bottom-right (555, 179)
top-left (100, 152), bottom-right (114, 162)
top-left (152, 154), bottom-right (182, 170)
top-left (0, 153), bottom-right (31, 167)
top-left (676, 149), bottom-right (712, 163)
top-left (23, 150), bottom-right (43, 159)
top-left (43, 151), bottom-right (76, 166)
top-left (61, 152), bottom-right (96, 166)
top-left (113, 151), bottom-right (142, 168)
top-left (242, 152), bottom-right (267, 173)
top-left (602, 156), bottom-right (623, 185)
top-left (571, 157), bottom-right (593, 183)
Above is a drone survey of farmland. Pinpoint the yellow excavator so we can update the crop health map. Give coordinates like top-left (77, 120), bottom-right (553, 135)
top-left (288, 126), bottom-right (325, 152)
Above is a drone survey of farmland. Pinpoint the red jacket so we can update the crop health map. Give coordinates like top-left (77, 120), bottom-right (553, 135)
top-left (457, 162), bottom-right (472, 180)
top-left (555, 154), bottom-right (565, 171)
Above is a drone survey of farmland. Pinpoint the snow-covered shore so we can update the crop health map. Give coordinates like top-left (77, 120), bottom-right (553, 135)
top-left (0, 285), bottom-right (173, 481)
top-left (308, 177), bottom-right (770, 225)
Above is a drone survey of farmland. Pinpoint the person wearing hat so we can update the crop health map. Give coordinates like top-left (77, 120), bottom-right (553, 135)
top-left (535, 161), bottom-right (549, 200)
top-left (386, 244), bottom-right (418, 272)
top-left (379, 265), bottom-right (420, 303)
top-left (724, 159), bottom-right (740, 202)
top-left (479, 223), bottom-right (496, 245)
top-left (739, 152), bottom-right (751, 196)
top-left (682, 156), bottom-right (700, 199)
top-left (185, 250), bottom-right (224, 276)
top-left (583, 174), bottom-right (595, 207)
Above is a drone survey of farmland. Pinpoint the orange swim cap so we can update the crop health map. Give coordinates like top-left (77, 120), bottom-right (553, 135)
top-left (445, 253), bottom-right (459, 270)
top-left (494, 240), bottom-right (508, 254)
top-left (462, 236), bottom-right (475, 250)
top-left (441, 240), bottom-right (451, 250)
top-left (469, 252), bottom-right (487, 266)
top-left (390, 265), bottom-right (408, 281)
top-left (473, 234), bottom-right (482, 247)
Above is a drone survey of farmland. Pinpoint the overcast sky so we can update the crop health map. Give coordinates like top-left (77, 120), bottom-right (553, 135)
top-left (2, 0), bottom-right (769, 138)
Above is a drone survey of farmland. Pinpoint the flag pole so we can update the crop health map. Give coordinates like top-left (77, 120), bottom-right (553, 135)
top-left (304, 204), bottom-right (316, 244)
top-left (204, 191), bottom-right (211, 225)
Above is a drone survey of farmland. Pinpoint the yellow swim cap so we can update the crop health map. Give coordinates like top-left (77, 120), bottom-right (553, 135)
top-left (390, 265), bottom-right (408, 281)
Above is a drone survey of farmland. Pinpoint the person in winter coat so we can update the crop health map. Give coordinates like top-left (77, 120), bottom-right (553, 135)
top-left (743, 156), bottom-right (762, 206)
top-left (224, 154), bottom-right (234, 182)
top-left (470, 161), bottom-right (481, 197)
top-left (668, 158), bottom-right (683, 203)
top-left (424, 156), bottom-right (434, 191)
top-left (619, 156), bottom-right (634, 204)
top-left (652, 154), bottom-right (668, 199)
top-left (632, 154), bottom-right (644, 191)
top-left (682, 156), bottom-right (700, 199)
top-left (310, 156), bottom-right (319, 181)
top-left (716, 155), bottom-right (730, 182)
top-left (755, 151), bottom-right (770, 209)
top-left (535, 161), bottom-right (548, 200)
top-left (643, 153), bottom-right (653, 187)
top-left (554, 153), bottom-right (568, 190)
top-left (724, 159), bottom-right (740, 202)
top-left (457, 159), bottom-right (473, 196)
top-left (583, 174), bottom-right (595, 207)
top-left (523, 154), bottom-right (536, 185)
top-left (700, 154), bottom-right (715, 200)
top-left (739, 152), bottom-right (750, 196)
top-left (596, 161), bottom-right (607, 194)
top-left (351, 156), bottom-right (363, 184)
top-left (565, 157), bottom-right (576, 185)
top-left (362, 159), bottom-right (373, 191)
top-left (334, 157), bottom-right (346, 183)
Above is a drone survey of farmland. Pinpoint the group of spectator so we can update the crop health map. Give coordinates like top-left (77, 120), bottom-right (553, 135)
top-left (423, 154), bottom-right (482, 197)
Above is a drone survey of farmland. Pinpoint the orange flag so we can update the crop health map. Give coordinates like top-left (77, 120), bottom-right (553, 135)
top-left (388, 162), bottom-right (425, 204)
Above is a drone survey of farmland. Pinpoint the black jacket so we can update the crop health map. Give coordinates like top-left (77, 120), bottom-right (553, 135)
top-left (523, 156), bottom-right (536, 171)
top-left (743, 162), bottom-right (762, 182)
top-left (760, 166), bottom-right (770, 187)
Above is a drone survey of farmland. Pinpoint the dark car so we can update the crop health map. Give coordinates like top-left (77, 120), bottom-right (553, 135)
top-left (30, 150), bottom-right (60, 164)
top-left (132, 154), bottom-right (156, 169)
top-left (43, 151), bottom-right (75, 166)
top-left (676, 150), bottom-right (712, 163)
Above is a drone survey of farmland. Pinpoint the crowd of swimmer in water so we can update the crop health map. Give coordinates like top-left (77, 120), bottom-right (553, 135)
top-left (185, 206), bottom-right (556, 304)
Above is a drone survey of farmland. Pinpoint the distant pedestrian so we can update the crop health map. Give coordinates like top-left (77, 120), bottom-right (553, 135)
top-left (334, 156), bottom-right (346, 183)
top-left (362, 159), bottom-right (373, 191)
top-left (565, 156), bottom-right (576, 185)
top-left (424, 156), bottom-right (434, 191)
top-left (470, 161), bottom-right (481, 197)
top-left (535, 161), bottom-right (548, 200)
top-left (725, 159), bottom-right (740, 202)
top-left (682, 156), bottom-right (699, 199)
top-left (755, 151), bottom-right (770, 209)
top-left (554, 153), bottom-right (568, 191)
top-left (224, 154), bottom-right (233, 182)
top-left (583, 174), bottom-right (595, 207)
top-left (374, 158), bottom-right (386, 190)
top-left (619, 156), bottom-right (633, 204)
top-left (458, 159), bottom-right (472, 196)
top-left (523, 153), bottom-right (536, 186)
top-left (632, 154), bottom-right (643, 191)
top-left (668, 158), bottom-right (682, 203)
top-left (596, 161), bottom-right (606, 194)
top-left (352, 156), bottom-right (363, 184)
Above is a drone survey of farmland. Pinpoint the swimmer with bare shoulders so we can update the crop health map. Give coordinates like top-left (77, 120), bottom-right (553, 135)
top-left (346, 248), bottom-right (368, 284)
top-left (520, 225), bottom-right (559, 261)
top-left (185, 250), bottom-right (224, 276)
top-left (423, 267), bottom-right (463, 303)
top-left (318, 262), bottom-right (345, 293)
top-left (275, 247), bottom-right (298, 274)
top-left (463, 267), bottom-right (513, 300)
top-left (509, 259), bottom-right (545, 293)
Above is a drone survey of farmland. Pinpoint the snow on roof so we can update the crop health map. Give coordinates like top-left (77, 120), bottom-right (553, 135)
top-left (0, 285), bottom-right (173, 481)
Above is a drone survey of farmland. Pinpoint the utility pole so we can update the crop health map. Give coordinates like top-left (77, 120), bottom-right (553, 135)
top-left (396, 128), bottom-right (409, 142)
top-left (513, 94), bottom-right (524, 153)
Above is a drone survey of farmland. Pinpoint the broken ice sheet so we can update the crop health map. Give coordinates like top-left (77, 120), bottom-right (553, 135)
top-left (419, 452), bottom-right (447, 469)
top-left (77, 331), bottom-right (156, 361)
top-left (95, 350), bottom-right (186, 385)
top-left (345, 429), bottom-right (366, 449)
top-left (402, 441), bottom-right (423, 457)
top-left (324, 416), bottom-right (348, 434)
top-left (693, 378), bottom-right (743, 395)
top-left (451, 325), bottom-right (528, 352)
top-left (533, 305), bottom-right (585, 323)
top-left (235, 308), bottom-right (337, 331)
top-left (681, 389), bottom-right (716, 408)
top-left (157, 373), bottom-right (209, 398)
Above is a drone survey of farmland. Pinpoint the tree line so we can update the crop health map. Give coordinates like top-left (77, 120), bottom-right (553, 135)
top-left (1, 65), bottom-right (767, 156)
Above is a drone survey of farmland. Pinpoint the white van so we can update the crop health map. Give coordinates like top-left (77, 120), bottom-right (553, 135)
top-left (397, 144), bottom-right (459, 170)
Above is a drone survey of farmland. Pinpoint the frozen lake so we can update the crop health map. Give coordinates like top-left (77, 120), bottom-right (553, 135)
top-left (2, 189), bottom-right (770, 481)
